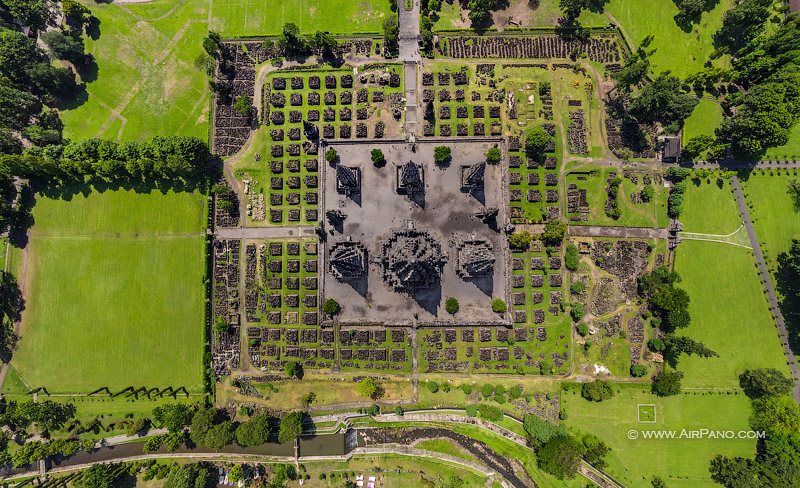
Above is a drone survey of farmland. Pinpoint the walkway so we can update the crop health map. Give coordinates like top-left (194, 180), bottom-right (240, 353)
top-left (569, 225), bottom-right (669, 239)
top-left (214, 226), bottom-right (317, 240)
top-left (398, 0), bottom-right (421, 138)
top-left (730, 176), bottom-right (800, 403)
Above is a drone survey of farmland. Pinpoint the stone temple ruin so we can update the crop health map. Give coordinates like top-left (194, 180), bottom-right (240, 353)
top-left (336, 165), bottom-right (361, 196)
top-left (452, 235), bottom-right (495, 278)
top-left (380, 227), bottom-right (447, 293)
top-left (460, 162), bottom-right (485, 193)
top-left (328, 240), bottom-right (367, 280)
top-left (396, 160), bottom-right (424, 195)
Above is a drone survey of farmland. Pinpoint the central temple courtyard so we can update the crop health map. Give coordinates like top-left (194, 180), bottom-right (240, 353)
top-left (321, 141), bottom-right (509, 324)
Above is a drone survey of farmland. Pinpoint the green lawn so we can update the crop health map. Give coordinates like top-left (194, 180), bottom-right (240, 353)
top-left (678, 179), bottom-right (741, 235)
top-left (60, 0), bottom-right (211, 142)
top-left (683, 99), bottom-right (723, 142)
top-left (742, 174), bottom-right (800, 273)
top-left (598, 0), bottom-right (733, 78)
top-left (564, 388), bottom-right (755, 488)
top-left (10, 187), bottom-right (207, 394)
top-left (764, 123), bottom-right (800, 160)
top-left (209, 0), bottom-right (392, 36)
top-left (673, 180), bottom-right (790, 388)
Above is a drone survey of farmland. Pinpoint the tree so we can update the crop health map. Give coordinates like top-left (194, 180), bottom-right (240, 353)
top-left (278, 411), bottom-right (304, 444)
top-left (491, 298), bottom-right (507, 314)
top-left (613, 54), bottom-right (650, 92)
top-left (486, 147), bottom-right (501, 164)
top-left (284, 361), bottom-right (304, 379)
top-left (434, 145), bottom-right (452, 165)
top-left (203, 420), bottom-right (235, 449)
top-left (467, 0), bottom-right (496, 25)
top-left (279, 22), bottom-right (307, 55)
top-left (163, 463), bottom-right (213, 488)
top-left (523, 414), bottom-right (565, 448)
top-left (570, 303), bottom-right (585, 322)
top-left (507, 231), bottom-right (532, 250)
top-left (652, 370), bottom-right (683, 396)
top-left (357, 377), bottom-right (381, 399)
top-left (541, 220), bottom-right (566, 247)
top-left (581, 380), bottom-right (615, 402)
top-left (739, 368), bottom-right (794, 398)
top-left (153, 403), bottom-right (194, 432)
top-left (371, 148), bottom-right (386, 167)
top-left (631, 364), bottom-right (648, 377)
top-left (235, 414), bottom-right (275, 447)
top-left (75, 464), bottom-right (118, 488)
top-left (62, 0), bottom-right (91, 26)
top-left (564, 243), bottom-right (579, 271)
top-left (525, 126), bottom-right (551, 160)
top-left (445, 297), bottom-right (459, 315)
top-left (651, 476), bottom-right (667, 488)
top-left (663, 335), bottom-right (718, 363)
top-left (41, 30), bottom-right (85, 64)
top-left (310, 31), bottom-right (338, 58)
top-left (709, 455), bottom-right (762, 488)
top-left (228, 465), bottom-right (244, 483)
top-left (582, 434), bottom-right (610, 469)
top-left (233, 95), bottom-right (252, 116)
top-left (0, 82), bottom-right (42, 130)
top-left (559, 0), bottom-right (589, 20)
top-left (322, 298), bottom-right (341, 316)
top-left (3, 0), bottom-right (55, 31)
top-left (750, 396), bottom-right (800, 436)
top-left (383, 16), bottom-right (399, 54)
top-left (325, 147), bottom-right (337, 163)
top-left (714, 0), bottom-right (773, 53)
top-left (536, 435), bottom-right (584, 479)
top-left (628, 72), bottom-right (698, 126)
top-left (189, 408), bottom-right (220, 445)
top-left (127, 417), bottom-right (150, 436)
top-left (202, 31), bottom-right (221, 57)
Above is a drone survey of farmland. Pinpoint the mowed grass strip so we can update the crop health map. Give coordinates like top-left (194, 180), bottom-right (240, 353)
top-left (209, 0), bottom-right (391, 36)
top-left (563, 388), bottom-right (754, 488)
top-left (14, 236), bottom-right (206, 393)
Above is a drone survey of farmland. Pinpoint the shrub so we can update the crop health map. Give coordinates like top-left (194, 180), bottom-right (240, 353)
top-left (233, 95), bottom-right (252, 116)
top-left (325, 148), bottom-right (337, 163)
top-left (481, 384), bottom-right (494, 398)
top-left (441, 382), bottom-right (451, 393)
top-left (322, 298), bottom-right (341, 316)
top-left (570, 281), bottom-right (585, 294)
top-left (394, 406), bottom-right (404, 416)
top-left (648, 338), bottom-right (665, 352)
top-left (540, 359), bottom-right (554, 375)
top-left (486, 147), bottom-right (502, 163)
top-left (476, 404), bottom-right (504, 421)
top-left (641, 184), bottom-right (654, 202)
top-left (491, 298), bottom-right (507, 314)
top-left (576, 323), bottom-right (589, 336)
top-left (465, 404), bottom-right (478, 417)
top-left (284, 361), bottom-right (303, 379)
top-left (581, 381), bottom-right (615, 402)
top-left (460, 384), bottom-right (473, 395)
top-left (508, 385), bottom-right (523, 399)
top-left (565, 244), bottom-right (579, 271)
top-left (370, 148), bottom-right (386, 167)
top-left (630, 364), bottom-right (648, 377)
top-left (434, 145), bottom-right (452, 165)
top-left (493, 394), bottom-right (506, 404)
top-left (426, 381), bottom-right (439, 393)
top-left (507, 231), bottom-right (533, 250)
top-left (357, 378), bottom-right (381, 399)
top-left (570, 303), bottom-right (585, 322)
top-left (445, 297), bottom-right (459, 314)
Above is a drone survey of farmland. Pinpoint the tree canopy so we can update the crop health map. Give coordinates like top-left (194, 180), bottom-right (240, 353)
top-left (277, 411), bottom-right (304, 444)
top-left (628, 72), bottom-right (698, 127)
top-left (739, 369), bottom-right (794, 398)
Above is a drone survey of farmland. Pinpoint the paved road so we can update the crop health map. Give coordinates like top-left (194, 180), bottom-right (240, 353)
top-left (398, 0), bottom-right (421, 138)
top-left (569, 225), bottom-right (669, 239)
top-left (730, 177), bottom-right (800, 403)
top-left (215, 226), bottom-right (317, 240)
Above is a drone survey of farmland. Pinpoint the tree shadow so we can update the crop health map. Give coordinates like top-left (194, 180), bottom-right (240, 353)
top-left (776, 242), bottom-right (800, 356)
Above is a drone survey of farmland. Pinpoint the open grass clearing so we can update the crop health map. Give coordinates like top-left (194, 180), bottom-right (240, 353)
top-left (678, 179), bottom-right (741, 235)
top-left (682, 99), bottom-right (723, 143)
top-left (742, 173), bottom-right (800, 273)
top-left (9, 187), bottom-right (207, 394)
top-left (60, 0), bottom-right (210, 142)
top-left (674, 240), bottom-right (789, 388)
top-left (563, 387), bottom-right (755, 488)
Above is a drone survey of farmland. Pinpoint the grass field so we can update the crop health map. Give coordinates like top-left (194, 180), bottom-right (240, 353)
top-left (209, 0), bottom-right (392, 36)
top-left (742, 173), bottom-right (800, 273)
top-left (683, 99), bottom-right (723, 142)
top-left (764, 123), bottom-right (800, 159)
top-left (563, 388), bottom-right (755, 488)
top-left (673, 180), bottom-right (790, 388)
top-left (60, 0), bottom-right (210, 143)
top-left (598, 0), bottom-right (733, 78)
top-left (9, 187), bottom-right (207, 394)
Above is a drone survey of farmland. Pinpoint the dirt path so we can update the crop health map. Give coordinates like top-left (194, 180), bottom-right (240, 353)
top-left (730, 176), bottom-right (800, 403)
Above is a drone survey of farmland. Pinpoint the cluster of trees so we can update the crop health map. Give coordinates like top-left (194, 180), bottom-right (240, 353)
top-left (776, 239), bottom-right (800, 351)
top-left (672, 0), bottom-right (719, 29)
top-left (0, 0), bottom-right (94, 156)
top-left (0, 136), bottom-right (213, 186)
top-left (0, 398), bottom-right (76, 432)
top-left (523, 414), bottom-right (609, 480)
top-left (276, 23), bottom-right (339, 59)
top-left (189, 406), bottom-right (307, 450)
top-left (581, 380), bottom-right (615, 402)
top-left (709, 368), bottom-right (799, 487)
